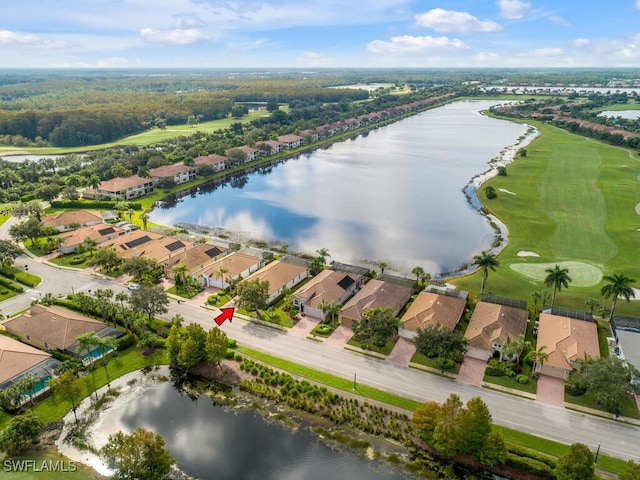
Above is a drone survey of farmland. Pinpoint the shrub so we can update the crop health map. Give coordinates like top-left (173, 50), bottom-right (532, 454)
top-left (437, 358), bottom-right (455, 370)
top-left (0, 290), bottom-right (8, 295)
top-left (485, 366), bottom-right (505, 377)
top-left (207, 295), bottom-right (217, 305)
top-left (228, 339), bottom-right (237, 349)
top-left (566, 379), bottom-right (588, 396)
top-left (234, 354), bottom-right (243, 362)
top-left (507, 445), bottom-right (557, 469)
top-left (505, 453), bottom-right (554, 479)
top-left (14, 272), bottom-right (39, 287)
top-left (115, 333), bottom-right (135, 351)
top-left (0, 277), bottom-right (23, 293)
top-left (224, 349), bottom-right (235, 359)
top-left (515, 374), bottom-right (529, 384)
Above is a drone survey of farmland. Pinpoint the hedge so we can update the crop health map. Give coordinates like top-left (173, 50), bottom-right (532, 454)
top-left (115, 333), bottom-right (135, 351)
top-left (504, 453), bottom-right (555, 479)
top-left (50, 200), bottom-right (143, 210)
top-left (14, 271), bottom-right (39, 287)
top-left (507, 445), bottom-right (557, 469)
top-left (0, 276), bottom-right (24, 293)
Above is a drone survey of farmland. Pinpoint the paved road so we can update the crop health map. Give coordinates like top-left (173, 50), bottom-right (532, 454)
top-left (1, 218), bottom-right (639, 461)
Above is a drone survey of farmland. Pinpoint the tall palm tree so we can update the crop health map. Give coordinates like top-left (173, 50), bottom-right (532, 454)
top-left (584, 297), bottom-right (600, 315)
top-left (544, 265), bottom-right (572, 309)
top-left (472, 251), bottom-right (499, 294)
top-left (378, 261), bottom-right (387, 275)
top-left (600, 272), bottom-right (636, 321)
top-left (76, 332), bottom-right (102, 400)
top-left (172, 264), bottom-right (190, 289)
top-left (412, 266), bottom-right (425, 285)
top-left (140, 213), bottom-right (150, 230)
top-left (531, 291), bottom-right (542, 317)
top-left (215, 265), bottom-right (230, 287)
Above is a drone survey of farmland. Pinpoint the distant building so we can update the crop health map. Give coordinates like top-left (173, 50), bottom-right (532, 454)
top-left (40, 209), bottom-right (104, 232)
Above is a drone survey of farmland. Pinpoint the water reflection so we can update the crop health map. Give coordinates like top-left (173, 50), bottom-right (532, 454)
top-left (151, 101), bottom-right (528, 275)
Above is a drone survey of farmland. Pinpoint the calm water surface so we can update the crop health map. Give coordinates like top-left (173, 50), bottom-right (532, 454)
top-left (151, 100), bottom-right (528, 275)
top-left (89, 376), bottom-right (408, 480)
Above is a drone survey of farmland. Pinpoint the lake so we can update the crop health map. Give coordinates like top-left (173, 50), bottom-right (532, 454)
top-left (150, 100), bottom-right (531, 276)
top-left (60, 369), bottom-right (411, 480)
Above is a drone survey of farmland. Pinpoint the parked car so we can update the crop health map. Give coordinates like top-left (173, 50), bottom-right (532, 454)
top-left (127, 283), bottom-right (141, 291)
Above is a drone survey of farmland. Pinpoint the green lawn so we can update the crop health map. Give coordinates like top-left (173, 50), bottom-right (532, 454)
top-left (47, 253), bottom-right (91, 269)
top-left (453, 120), bottom-right (640, 315)
top-left (565, 390), bottom-right (640, 419)
top-left (483, 372), bottom-right (538, 395)
top-left (410, 351), bottom-right (462, 374)
top-left (166, 285), bottom-right (202, 299)
top-left (347, 336), bottom-right (396, 355)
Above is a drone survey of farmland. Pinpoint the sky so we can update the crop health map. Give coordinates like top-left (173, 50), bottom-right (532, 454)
top-left (2, 0), bottom-right (640, 69)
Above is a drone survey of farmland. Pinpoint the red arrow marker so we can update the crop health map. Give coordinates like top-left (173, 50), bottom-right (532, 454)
top-left (214, 307), bottom-right (234, 326)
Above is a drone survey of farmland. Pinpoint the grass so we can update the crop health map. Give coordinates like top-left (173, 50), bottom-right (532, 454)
top-left (483, 372), bottom-right (538, 394)
top-left (347, 336), bottom-right (396, 355)
top-left (310, 322), bottom-right (334, 337)
top-left (410, 351), bottom-right (462, 374)
top-left (452, 119), bottom-right (640, 316)
top-left (16, 347), bottom-right (169, 429)
top-left (1, 451), bottom-right (103, 479)
top-left (235, 346), bottom-right (420, 411)
top-left (565, 390), bottom-right (640, 419)
top-left (166, 285), bottom-right (202, 299)
top-left (47, 253), bottom-right (91, 269)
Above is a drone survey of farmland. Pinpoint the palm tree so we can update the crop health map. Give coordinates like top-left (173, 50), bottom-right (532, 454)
top-left (76, 332), bottom-right (102, 400)
top-left (412, 266), bottom-right (425, 285)
top-left (140, 213), bottom-right (150, 230)
top-left (531, 291), bottom-right (542, 317)
top-left (86, 174), bottom-right (101, 190)
top-left (126, 208), bottom-right (134, 223)
top-left (172, 264), bottom-right (190, 290)
top-left (544, 265), bottom-right (572, 309)
top-left (215, 265), bottom-right (230, 287)
top-left (584, 297), bottom-right (600, 315)
top-left (472, 251), bottom-right (499, 294)
top-left (318, 300), bottom-right (341, 326)
top-left (525, 345), bottom-right (549, 377)
top-left (315, 247), bottom-right (330, 266)
top-left (600, 272), bottom-right (636, 321)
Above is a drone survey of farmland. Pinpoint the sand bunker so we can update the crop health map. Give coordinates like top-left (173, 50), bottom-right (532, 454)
top-left (636, 203), bottom-right (640, 215)
top-left (517, 250), bottom-right (540, 257)
top-left (510, 260), bottom-right (603, 287)
top-left (498, 188), bottom-right (516, 195)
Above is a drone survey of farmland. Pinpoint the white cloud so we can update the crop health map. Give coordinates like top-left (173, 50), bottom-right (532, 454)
top-left (171, 13), bottom-right (205, 29)
top-left (530, 47), bottom-right (565, 58)
top-left (140, 28), bottom-right (208, 45)
top-left (367, 35), bottom-right (467, 55)
top-left (548, 15), bottom-right (570, 27)
top-left (415, 9), bottom-right (502, 34)
top-left (572, 38), bottom-right (590, 47)
top-left (497, 0), bottom-right (532, 19)
top-left (297, 51), bottom-right (334, 66)
top-left (0, 30), bottom-right (65, 49)
top-left (637, 0), bottom-right (640, 9)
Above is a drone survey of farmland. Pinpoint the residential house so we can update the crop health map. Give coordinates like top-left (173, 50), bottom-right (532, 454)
top-left (193, 154), bottom-right (227, 172)
top-left (339, 279), bottom-right (413, 328)
top-left (225, 146), bottom-right (259, 163)
top-left (163, 242), bottom-right (229, 280)
top-left (113, 234), bottom-right (193, 262)
top-left (299, 129), bottom-right (320, 142)
top-left (464, 299), bottom-right (529, 361)
top-left (255, 140), bottom-right (283, 156)
top-left (610, 316), bottom-right (640, 381)
top-left (0, 334), bottom-right (61, 402)
top-left (241, 259), bottom-right (308, 305)
top-left (83, 175), bottom-right (155, 201)
top-left (149, 163), bottom-right (197, 185)
top-left (4, 305), bottom-right (124, 364)
top-left (40, 209), bottom-right (104, 232)
top-left (399, 287), bottom-right (467, 339)
top-left (57, 223), bottom-right (126, 254)
top-left (196, 251), bottom-right (264, 288)
top-left (535, 312), bottom-right (600, 379)
top-left (276, 134), bottom-right (303, 149)
top-left (99, 229), bottom-right (164, 255)
top-left (293, 270), bottom-right (363, 319)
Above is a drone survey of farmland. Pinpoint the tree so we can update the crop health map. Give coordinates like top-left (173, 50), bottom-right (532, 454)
top-left (236, 279), bottom-right (269, 312)
top-left (128, 285), bottom-right (170, 323)
top-left (172, 264), bottom-right (190, 289)
top-left (555, 443), bottom-right (596, 480)
top-left (431, 393), bottom-right (464, 455)
top-left (140, 212), bottom-right (150, 230)
top-left (0, 239), bottom-right (22, 262)
top-left (484, 185), bottom-right (497, 199)
top-left (100, 428), bottom-right (175, 480)
top-left (9, 216), bottom-right (41, 246)
top-left (352, 306), bottom-right (399, 348)
top-left (315, 247), bottom-right (330, 266)
top-left (378, 261), bottom-right (387, 274)
top-left (86, 173), bottom-right (101, 190)
top-left (206, 327), bottom-right (228, 367)
top-left (177, 323), bottom-right (207, 369)
top-left (500, 334), bottom-right (531, 363)
top-left (584, 297), bottom-right (600, 315)
top-left (600, 272), bottom-right (636, 321)
top-left (318, 300), bottom-right (341, 325)
top-left (87, 247), bottom-right (122, 273)
top-left (412, 265), bottom-right (425, 285)
top-left (166, 324), bottom-right (182, 364)
top-left (414, 325), bottom-right (467, 362)
top-left (52, 370), bottom-right (83, 422)
top-left (0, 411), bottom-right (44, 456)
top-left (619, 461), bottom-right (640, 480)
top-left (411, 400), bottom-right (441, 444)
top-left (76, 331), bottom-right (102, 400)
top-left (525, 345), bottom-right (549, 376)
top-left (215, 264), bottom-right (230, 286)
top-left (531, 291), bottom-right (542, 317)
top-left (473, 251), bottom-right (499, 294)
top-left (573, 356), bottom-right (639, 414)
top-left (458, 396), bottom-right (493, 460)
top-left (122, 256), bottom-right (164, 283)
top-left (544, 264), bottom-right (572, 308)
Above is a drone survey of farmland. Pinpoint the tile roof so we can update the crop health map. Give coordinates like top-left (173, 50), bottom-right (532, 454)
top-left (4, 305), bottom-right (107, 351)
top-left (58, 223), bottom-right (126, 249)
top-left (149, 163), bottom-right (195, 178)
top-left (0, 335), bottom-right (53, 384)
top-left (465, 301), bottom-right (528, 351)
top-left (340, 279), bottom-right (413, 321)
top-left (41, 209), bottom-right (103, 228)
top-left (99, 229), bottom-right (164, 252)
top-left (199, 252), bottom-right (261, 279)
top-left (242, 260), bottom-right (307, 296)
top-left (164, 242), bottom-right (228, 273)
top-left (400, 291), bottom-right (466, 332)
top-left (193, 154), bottom-right (227, 166)
top-left (98, 175), bottom-right (154, 193)
top-left (293, 270), bottom-right (358, 309)
top-left (537, 313), bottom-right (600, 371)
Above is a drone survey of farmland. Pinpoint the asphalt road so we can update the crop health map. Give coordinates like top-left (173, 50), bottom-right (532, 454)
top-left (1, 217), bottom-right (639, 462)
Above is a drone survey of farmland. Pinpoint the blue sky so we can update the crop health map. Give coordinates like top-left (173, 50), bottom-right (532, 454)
top-left (2, 0), bottom-right (640, 69)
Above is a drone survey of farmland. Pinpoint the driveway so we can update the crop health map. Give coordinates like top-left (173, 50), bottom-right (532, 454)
top-left (536, 374), bottom-right (566, 408)
top-left (456, 357), bottom-right (487, 386)
top-left (324, 325), bottom-right (352, 348)
top-left (288, 315), bottom-right (318, 338)
top-left (386, 337), bottom-right (415, 367)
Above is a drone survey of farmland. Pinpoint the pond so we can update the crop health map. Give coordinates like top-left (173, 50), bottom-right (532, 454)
top-left (150, 100), bottom-right (531, 276)
top-left (60, 369), bottom-right (411, 480)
